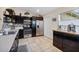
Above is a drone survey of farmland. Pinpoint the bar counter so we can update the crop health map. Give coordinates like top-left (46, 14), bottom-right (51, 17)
top-left (53, 30), bottom-right (79, 52)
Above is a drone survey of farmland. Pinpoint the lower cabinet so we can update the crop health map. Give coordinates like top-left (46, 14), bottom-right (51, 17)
top-left (63, 39), bottom-right (79, 52)
top-left (53, 31), bottom-right (79, 52)
top-left (53, 36), bottom-right (63, 50)
top-left (18, 29), bottom-right (24, 39)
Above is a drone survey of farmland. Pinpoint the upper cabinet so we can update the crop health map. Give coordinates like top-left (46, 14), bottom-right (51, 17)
top-left (36, 17), bottom-right (43, 20)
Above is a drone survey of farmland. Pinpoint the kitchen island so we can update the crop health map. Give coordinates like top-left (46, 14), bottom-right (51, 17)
top-left (0, 29), bottom-right (19, 52)
top-left (53, 30), bottom-right (79, 52)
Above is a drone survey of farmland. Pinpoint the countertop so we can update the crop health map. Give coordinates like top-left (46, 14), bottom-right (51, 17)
top-left (0, 28), bottom-right (20, 52)
top-left (53, 30), bottom-right (79, 35)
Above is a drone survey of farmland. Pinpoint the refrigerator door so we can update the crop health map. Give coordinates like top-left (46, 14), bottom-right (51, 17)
top-left (36, 20), bottom-right (44, 36)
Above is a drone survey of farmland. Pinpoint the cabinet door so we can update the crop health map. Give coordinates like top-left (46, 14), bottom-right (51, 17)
top-left (53, 36), bottom-right (63, 50)
top-left (10, 39), bottom-right (18, 52)
top-left (63, 39), bottom-right (79, 52)
top-left (18, 29), bottom-right (24, 39)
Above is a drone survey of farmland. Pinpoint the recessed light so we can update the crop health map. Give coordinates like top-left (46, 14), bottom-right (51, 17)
top-left (36, 9), bottom-right (39, 13)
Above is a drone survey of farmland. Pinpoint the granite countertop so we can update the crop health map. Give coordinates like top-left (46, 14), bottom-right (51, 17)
top-left (0, 29), bottom-right (19, 52)
top-left (53, 30), bottom-right (79, 35)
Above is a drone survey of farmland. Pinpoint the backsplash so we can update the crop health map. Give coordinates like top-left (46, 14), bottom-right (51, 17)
top-left (59, 20), bottom-right (79, 25)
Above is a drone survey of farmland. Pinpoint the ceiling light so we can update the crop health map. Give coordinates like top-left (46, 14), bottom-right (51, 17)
top-left (24, 12), bottom-right (30, 15)
top-left (36, 9), bottom-right (40, 13)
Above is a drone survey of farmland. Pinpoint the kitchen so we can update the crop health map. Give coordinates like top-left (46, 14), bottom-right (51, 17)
top-left (0, 7), bottom-right (44, 52)
top-left (53, 8), bottom-right (79, 52)
top-left (0, 7), bottom-right (79, 52)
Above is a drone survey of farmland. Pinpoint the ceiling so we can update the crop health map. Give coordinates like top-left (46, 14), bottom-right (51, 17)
top-left (9, 7), bottom-right (58, 16)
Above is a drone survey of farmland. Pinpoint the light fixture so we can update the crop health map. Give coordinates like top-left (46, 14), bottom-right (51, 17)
top-left (24, 11), bottom-right (30, 15)
top-left (36, 9), bottom-right (40, 13)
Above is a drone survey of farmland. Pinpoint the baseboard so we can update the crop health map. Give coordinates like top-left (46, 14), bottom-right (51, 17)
top-left (44, 36), bottom-right (53, 40)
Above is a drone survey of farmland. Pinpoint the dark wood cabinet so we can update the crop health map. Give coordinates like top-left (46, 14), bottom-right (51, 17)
top-left (63, 39), bottom-right (79, 52)
top-left (15, 16), bottom-right (23, 24)
top-left (4, 14), bottom-right (24, 24)
top-left (53, 30), bottom-right (79, 52)
top-left (4, 14), bottom-right (39, 38)
top-left (53, 36), bottom-right (63, 50)
top-left (18, 29), bottom-right (24, 39)
top-left (36, 17), bottom-right (43, 20)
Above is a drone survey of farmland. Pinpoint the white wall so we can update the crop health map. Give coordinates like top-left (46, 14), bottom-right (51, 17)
top-left (44, 7), bottom-right (78, 39)
top-left (44, 15), bottom-right (59, 39)
top-left (0, 7), bottom-right (7, 30)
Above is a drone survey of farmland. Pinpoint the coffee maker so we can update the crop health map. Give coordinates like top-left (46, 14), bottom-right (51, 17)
top-left (67, 23), bottom-right (75, 32)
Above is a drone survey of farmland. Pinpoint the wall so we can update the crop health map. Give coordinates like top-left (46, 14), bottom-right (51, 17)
top-left (44, 15), bottom-right (59, 39)
top-left (44, 7), bottom-right (78, 40)
top-left (0, 7), bottom-right (7, 30)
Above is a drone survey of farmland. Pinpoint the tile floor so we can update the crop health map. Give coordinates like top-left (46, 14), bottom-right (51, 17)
top-left (18, 36), bottom-right (62, 52)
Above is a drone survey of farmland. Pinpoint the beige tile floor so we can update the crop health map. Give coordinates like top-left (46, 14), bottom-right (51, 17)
top-left (18, 36), bottom-right (62, 52)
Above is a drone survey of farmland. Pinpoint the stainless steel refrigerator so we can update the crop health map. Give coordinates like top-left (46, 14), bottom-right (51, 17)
top-left (36, 20), bottom-right (44, 36)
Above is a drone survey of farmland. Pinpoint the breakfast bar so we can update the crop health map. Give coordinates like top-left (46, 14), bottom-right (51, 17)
top-left (53, 30), bottom-right (79, 52)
